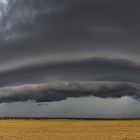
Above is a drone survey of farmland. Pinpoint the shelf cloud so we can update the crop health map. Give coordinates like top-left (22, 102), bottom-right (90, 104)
top-left (0, 82), bottom-right (139, 103)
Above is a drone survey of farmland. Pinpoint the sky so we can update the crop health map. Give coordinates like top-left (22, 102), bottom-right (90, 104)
top-left (0, 0), bottom-right (139, 118)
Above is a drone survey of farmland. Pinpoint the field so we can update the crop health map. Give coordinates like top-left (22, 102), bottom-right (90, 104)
top-left (0, 120), bottom-right (139, 140)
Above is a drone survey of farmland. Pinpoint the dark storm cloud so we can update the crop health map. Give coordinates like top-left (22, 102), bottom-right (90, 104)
top-left (0, 0), bottom-right (139, 94)
top-left (0, 57), bottom-right (139, 86)
top-left (0, 0), bottom-right (139, 67)
top-left (0, 0), bottom-right (140, 61)
top-left (0, 82), bottom-right (139, 103)
top-left (0, 0), bottom-right (139, 117)
top-left (0, 1), bottom-right (139, 95)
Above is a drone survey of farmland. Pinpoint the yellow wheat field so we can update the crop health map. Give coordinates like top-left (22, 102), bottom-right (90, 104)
top-left (0, 120), bottom-right (139, 140)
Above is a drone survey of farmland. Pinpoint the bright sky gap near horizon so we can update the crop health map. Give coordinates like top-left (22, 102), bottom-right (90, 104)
top-left (0, 0), bottom-right (139, 118)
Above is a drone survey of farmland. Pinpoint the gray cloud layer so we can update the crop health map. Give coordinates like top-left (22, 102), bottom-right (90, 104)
top-left (0, 57), bottom-right (139, 87)
top-left (0, 82), bottom-right (139, 103)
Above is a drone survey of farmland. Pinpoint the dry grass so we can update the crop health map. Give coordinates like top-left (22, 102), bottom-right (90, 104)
top-left (0, 120), bottom-right (139, 140)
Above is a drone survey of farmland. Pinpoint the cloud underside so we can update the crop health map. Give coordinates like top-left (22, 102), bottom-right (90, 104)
top-left (0, 82), bottom-right (139, 103)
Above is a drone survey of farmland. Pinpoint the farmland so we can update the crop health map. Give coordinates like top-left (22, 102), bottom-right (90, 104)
top-left (0, 120), bottom-right (139, 140)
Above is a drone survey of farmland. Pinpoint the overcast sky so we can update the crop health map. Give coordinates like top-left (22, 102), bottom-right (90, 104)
top-left (0, 0), bottom-right (140, 118)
